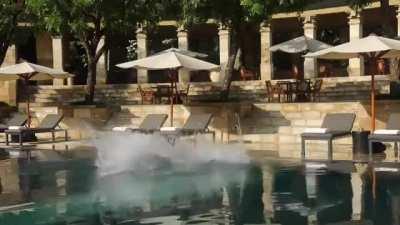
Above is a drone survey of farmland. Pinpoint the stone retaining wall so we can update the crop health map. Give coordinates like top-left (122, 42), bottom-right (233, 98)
top-left (28, 99), bottom-right (400, 160)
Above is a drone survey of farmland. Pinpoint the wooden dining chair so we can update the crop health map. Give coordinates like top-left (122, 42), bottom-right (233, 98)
top-left (178, 83), bottom-right (191, 104)
top-left (265, 81), bottom-right (281, 102)
top-left (311, 79), bottom-right (323, 102)
top-left (138, 85), bottom-right (155, 104)
top-left (295, 80), bottom-right (311, 102)
top-left (288, 82), bottom-right (297, 102)
top-left (155, 85), bottom-right (172, 104)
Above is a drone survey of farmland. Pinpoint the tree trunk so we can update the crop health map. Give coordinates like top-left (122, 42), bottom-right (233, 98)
top-left (220, 29), bottom-right (243, 101)
top-left (86, 58), bottom-right (97, 103)
top-left (220, 49), bottom-right (239, 101)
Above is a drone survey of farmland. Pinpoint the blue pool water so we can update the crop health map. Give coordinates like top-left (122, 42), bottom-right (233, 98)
top-left (0, 154), bottom-right (400, 225)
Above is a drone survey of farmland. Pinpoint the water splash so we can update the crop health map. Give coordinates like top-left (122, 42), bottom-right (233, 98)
top-left (93, 132), bottom-right (250, 177)
top-left (91, 131), bottom-right (251, 210)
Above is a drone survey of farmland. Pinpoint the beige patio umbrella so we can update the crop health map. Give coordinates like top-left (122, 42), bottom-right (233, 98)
top-left (305, 34), bottom-right (400, 131)
top-left (155, 48), bottom-right (208, 58)
top-left (270, 36), bottom-right (332, 53)
top-left (0, 62), bottom-right (72, 126)
top-left (116, 48), bottom-right (219, 126)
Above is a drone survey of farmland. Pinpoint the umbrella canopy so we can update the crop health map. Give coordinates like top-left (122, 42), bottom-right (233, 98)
top-left (270, 36), bottom-right (332, 53)
top-left (155, 48), bottom-right (208, 58)
top-left (0, 62), bottom-right (72, 127)
top-left (305, 34), bottom-right (400, 131)
top-left (0, 62), bottom-right (71, 80)
top-left (116, 51), bottom-right (219, 71)
top-left (305, 35), bottom-right (400, 59)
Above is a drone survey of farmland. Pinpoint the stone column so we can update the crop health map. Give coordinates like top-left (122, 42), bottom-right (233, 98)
top-left (2, 44), bottom-right (17, 66)
top-left (136, 28), bottom-right (148, 83)
top-left (218, 24), bottom-right (231, 66)
top-left (177, 26), bottom-right (190, 83)
top-left (1, 45), bottom-right (17, 106)
top-left (218, 25), bottom-right (231, 83)
top-left (397, 6), bottom-right (400, 37)
top-left (260, 22), bottom-right (273, 80)
top-left (348, 11), bottom-right (364, 76)
top-left (303, 16), bottom-right (318, 79)
top-left (389, 7), bottom-right (400, 81)
top-left (96, 37), bottom-right (108, 84)
top-left (52, 36), bottom-right (66, 86)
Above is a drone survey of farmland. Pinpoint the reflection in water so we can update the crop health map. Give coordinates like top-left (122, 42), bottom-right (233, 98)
top-left (2, 157), bottom-right (400, 225)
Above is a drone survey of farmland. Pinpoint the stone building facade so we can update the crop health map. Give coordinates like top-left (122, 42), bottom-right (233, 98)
top-left (2, 0), bottom-right (400, 105)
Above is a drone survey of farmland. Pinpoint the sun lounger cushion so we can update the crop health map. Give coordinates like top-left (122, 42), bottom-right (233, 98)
top-left (8, 126), bottom-right (24, 130)
top-left (0, 114), bottom-right (27, 131)
top-left (112, 127), bottom-right (131, 132)
top-left (386, 113), bottom-right (400, 130)
top-left (321, 113), bottom-right (356, 132)
top-left (304, 128), bottom-right (328, 133)
top-left (373, 129), bottom-right (400, 135)
top-left (39, 114), bottom-right (64, 129)
top-left (160, 127), bottom-right (177, 131)
top-left (301, 131), bottom-right (350, 139)
top-left (182, 114), bottom-right (213, 131)
top-left (138, 114), bottom-right (168, 131)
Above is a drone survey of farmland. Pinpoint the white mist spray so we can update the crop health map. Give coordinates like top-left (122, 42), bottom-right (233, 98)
top-left (93, 132), bottom-right (250, 176)
top-left (91, 132), bottom-right (250, 210)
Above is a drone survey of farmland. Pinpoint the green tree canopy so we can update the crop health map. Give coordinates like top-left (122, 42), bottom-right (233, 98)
top-left (26, 0), bottom-right (162, 102)
top-left (0, 0), bottom-right (25, 66)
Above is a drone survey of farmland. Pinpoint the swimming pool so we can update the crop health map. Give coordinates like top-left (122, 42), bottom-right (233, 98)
top-left (1, 153), bottom-right (399, 225)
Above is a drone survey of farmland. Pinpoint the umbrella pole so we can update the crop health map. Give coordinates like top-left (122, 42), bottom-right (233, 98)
top-left (24, 78), bottom-right (31, 127)
top-left (170, 86), bottom-right (174, 127)
top-left (371, 74), bottom-right (376, 132)
top-left (169, 70), bottom-right (174, 127)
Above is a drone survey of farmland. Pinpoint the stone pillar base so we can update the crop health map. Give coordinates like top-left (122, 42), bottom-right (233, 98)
top-left (6, 81), bottom-right (17, 106)
top-left (2, 45), bottom-right (17, 67)
top-left (348, 58), bottom-right (365, 76)
top-left (304, 58), bottom-right (317, 79)
top-left (137, 28), bottom-right (148, 84)
top-left (53, 78), bottom-right (65, 86)
top-left (67, 77), bottom-right (73, 86)
top-left (137, 70), bottom-right (148, 83)
top-left (303, 16), bottom-right (318, 79)
top-left (179, 70), bottom-right (190, 83)
top-left (260, 22), bottom-right (273, 81)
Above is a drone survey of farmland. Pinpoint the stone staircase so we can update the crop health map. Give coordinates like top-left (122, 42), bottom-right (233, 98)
top-left (16, 77), bottom-right (391, 108)
top-left (20, 85), bottom-right (141, 107)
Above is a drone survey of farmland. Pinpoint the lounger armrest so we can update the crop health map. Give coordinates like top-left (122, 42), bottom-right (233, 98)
top-left (301, 131), bottom-right (350, 139)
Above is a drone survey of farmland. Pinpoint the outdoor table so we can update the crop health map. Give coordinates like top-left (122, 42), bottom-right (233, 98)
top-left (295, 79), bottom-right (312, 102)
top-left (276, 81), bottom-right (293, 102)
top-left (155, 85), bottom-right (172, 104)
top-left (276, 79), bottom-right (312, 102)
